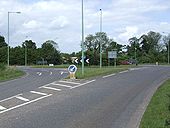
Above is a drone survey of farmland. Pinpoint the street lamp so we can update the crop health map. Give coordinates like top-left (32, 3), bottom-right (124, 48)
top-left (162, 32), bottom-right (170, 64)
top-left (99, 9), bottom-right (102, 68)
top-left (25, 36), bottom-right (28, 66)
top-left (7, 11), bottom-right (21, 66)
top-left (81, 0), bottom-right (85, 75)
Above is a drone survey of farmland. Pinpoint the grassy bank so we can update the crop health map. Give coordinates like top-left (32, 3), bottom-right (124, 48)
top-left (140, 79), bottom-right (170, 128)
top-left (0, 66), bottom-right (25, 82)
top-left (75, 67), bottom-right (128, 79)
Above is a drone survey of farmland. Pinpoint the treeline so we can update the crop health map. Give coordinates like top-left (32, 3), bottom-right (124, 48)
top-left (0, 30), bottom-right (170, 66)
top-left (0, 37), bottom-right (62, 65)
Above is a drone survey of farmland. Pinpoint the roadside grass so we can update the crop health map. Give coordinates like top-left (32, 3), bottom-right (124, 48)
top-left (140, 79), bottom-right (170, 128)
top-left (0, 66), bottom-right (25, 82)
top-left (75, 65), bottom-right (134, 79)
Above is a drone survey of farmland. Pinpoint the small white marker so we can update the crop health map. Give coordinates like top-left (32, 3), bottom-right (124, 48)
top-left (60, 72), bottom-right (63, 75)
top-left (41, 86), bottom-right (61, 91)
top-left (30, 91), bottom-right (48, 96)
top-left (50, 72), bottom-right (53, 75)
top-left (15, 96), bottom-right (30, 102)
top-left (39, 73), bottom-right (42, 76)
top-left (0, 105), bottom-right (6, 110)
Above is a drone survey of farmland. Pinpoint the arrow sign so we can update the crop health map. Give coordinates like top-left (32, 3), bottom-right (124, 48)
top-left (68, 65), bottom-right (77, 73)
top-left (75, 59), bottom-right (79, 64)
top-left (86, 58), bottom-right (90, 64)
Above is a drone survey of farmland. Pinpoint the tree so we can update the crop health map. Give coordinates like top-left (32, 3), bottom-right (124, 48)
top-left (41, 40), bottom-right (61, 65)
top-left (22, 40), bottom-right (37, 65)
top-left (0, 35), bottom-right (7, 48)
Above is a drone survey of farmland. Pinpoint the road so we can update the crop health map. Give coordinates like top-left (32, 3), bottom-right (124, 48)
top-left (0, 66), bottom-right (170, 128)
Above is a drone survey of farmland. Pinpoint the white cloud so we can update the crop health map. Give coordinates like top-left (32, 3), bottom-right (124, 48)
top-left (0, 0), bottom-right (169, 53)
top-left (23, 20), bottom-right (41, 29)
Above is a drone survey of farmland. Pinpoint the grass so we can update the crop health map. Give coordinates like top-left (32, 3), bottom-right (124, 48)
top-left (75, 65), bottom-right (134, 79)
top-left (140, 79), bottom-right (170, 128)
top-left (0, 66), bottom-right (25, 82)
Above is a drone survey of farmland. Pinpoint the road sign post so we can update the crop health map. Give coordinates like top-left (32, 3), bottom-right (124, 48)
top-left (68, 65), bottom-right (77, 79)
top-left (108, 51), bottom-right (117, 67)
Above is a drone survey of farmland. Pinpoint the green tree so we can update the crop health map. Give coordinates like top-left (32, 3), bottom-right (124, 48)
top-left (41, 40), bottom-right (61, 65)
top-left (0, 35), bottom-right (7, 48)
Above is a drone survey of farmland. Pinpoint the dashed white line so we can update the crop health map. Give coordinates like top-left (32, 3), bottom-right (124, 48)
top-left (30, 91), bottom-right (48, 96)
top-left (0, 94), bottom-right (52, 114)
top-left (103, 73), bottom-right (116, 78)
top-left (59, 80), bottom-right (80, 85)
top-left (70, 79), bottom-right (96, 89)
top-left (40, 86), bottom-right (61, 91)
top-left (0, 105), bottom-right (6, 110)
top-left (15, 96), bottom-right (30, 102)
top-left (119, 70), bottom-right (128, 74)
top-left (51, 83), bottom-right (72, 88)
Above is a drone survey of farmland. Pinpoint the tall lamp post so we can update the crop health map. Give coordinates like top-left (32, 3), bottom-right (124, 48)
top-left (81, 0), bottom-right (85, 75)
top-left (25, 36), bottom-right (28, 66)
top-left (162, 32), bottom-right (170, 64)
top-left (7, 11), bottom-right (21, 66)
top-left (99, 9), bottom-right (102, 68)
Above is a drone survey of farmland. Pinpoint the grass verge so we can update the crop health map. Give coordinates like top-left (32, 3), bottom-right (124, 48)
top-left (140, 79), bottom-right (170, 128)
top-left (0, 67), bottom-right (25, 82)
top-left (75, 66), bottom-right (131, 79)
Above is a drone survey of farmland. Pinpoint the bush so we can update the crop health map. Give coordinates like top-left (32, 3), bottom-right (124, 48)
top-left (0, 63), bottom-right (6, 70)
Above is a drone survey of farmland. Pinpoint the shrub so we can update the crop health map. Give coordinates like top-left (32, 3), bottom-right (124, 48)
top-left (0, 63), bottom-right (6, 70)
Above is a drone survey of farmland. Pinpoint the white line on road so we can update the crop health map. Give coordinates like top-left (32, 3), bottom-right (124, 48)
top-left (15, 96), bottom-right (30, 102)
top-left (119, 70), bottom-right (128, 74)
top-left (40, 86), bottom-right (61, 91)
top-left (0, 105), bottom-right (6, 110)
top-left (103, 73), bottom-right (116, 78)
top-left (0, 94), bottom-right (52, 114)
top-left (51, 83), bottom-right (72, 88)
top-left (30, 91), bottom-right (48, 96)
top-left (0, 94), bottom-right (22, 103)
top-left (59, 80), bottom-right (80, 85)
top-left (70, 79), bottom-right (96, 89)
top-left (50, 72), bottom-right (53, 75)
top-left (39, 72), bottom-right (42, 76)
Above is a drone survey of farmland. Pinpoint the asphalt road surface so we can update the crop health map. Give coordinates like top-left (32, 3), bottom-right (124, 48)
top-left (0, 66), bottom-right (170, 128)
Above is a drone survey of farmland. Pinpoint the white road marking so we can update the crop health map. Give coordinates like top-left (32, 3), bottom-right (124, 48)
top-left (30, 91), bottom-right (48, 96)
top-left (0, 94), bottom-right (52, 114)
top-left (119, 70), bottom-right (128, 74)
top-left (0, 94), bottom-right (22, 103)
top-left (103, 73), bottom-right (116, 78)
top-left (70, 79), bottom-right (96, 89)
top-left (51, 83), bottom-right (72, 88)
top-left (39, 73), bottom-right (42, 76)
top-left (59, 80), bottom-right (80, 85)
top-left (0, 105), bottom-right (6, 110)
top-left (60, 71), bottom-right (68, 75)
top-left (50, 72), bottom-right (53, 75)
top-left (40, 86), bottom-right (61, 91)
top-left (15, 96), bottom-right (30, 102)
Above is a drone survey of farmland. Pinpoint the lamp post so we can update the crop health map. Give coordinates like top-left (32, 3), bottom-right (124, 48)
top-left (99, 9), bottom-right (102, 68)
top-left (7, 11), bottom-right (21, 66)
top-left (81, 0), bottom-right (85, 75)
top-left (162, 32), bottom-right (170, 64)
top-left (25, 36), bottom-right (28, 66)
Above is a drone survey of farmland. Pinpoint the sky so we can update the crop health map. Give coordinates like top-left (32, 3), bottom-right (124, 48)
top-left (0, 0), bottom-right (170, 53)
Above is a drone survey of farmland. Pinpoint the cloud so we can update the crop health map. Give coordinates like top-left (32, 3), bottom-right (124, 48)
top-left (23, 20), bottom-right (41, 29)
top-left (0, 0), bottom-right (169, 53)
